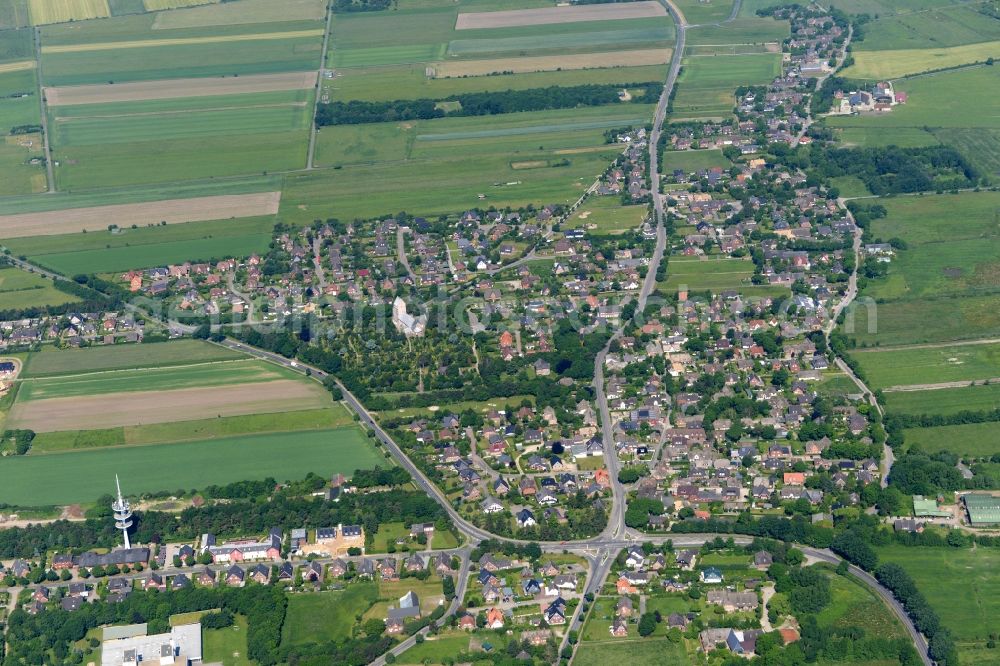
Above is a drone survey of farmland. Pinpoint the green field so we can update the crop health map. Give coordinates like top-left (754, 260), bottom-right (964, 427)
top-left (853, 342), bottom-right (1000, 389)
top-left (814, 566), bottom-right (908, 639)
top-left (574, 637), bottom-right (689, 666)
top-left (48, 89), bottom-right (313, 189)
top-left (853, 4), bottom-right (1000, 52)
top-left (877, 545), bottom-right (1000, 661)
top-left (671, 53), bottom-right (780, 119)
top-left (685, 17), bottom-right (789, 45)
top-left (0, 426), bottom-right (383, 504)
top-left (282, 584), bottom-right (379, 646)
top-left (673, 0), bottom-right (735, 24)
top-left (846, 294), bottom-right (1000, 346)
top-left (884, 383), bottom-right (1000, 416)
top-left (834, 126), bottom-right (940, 150)
top-left (4, 216), bottom-right (276, 275)
top-left (843, 41), bottom-right (1000, 79)
top-left (567, 197), bottom-right (647, 235)
top-left (661, 147), bottom-right (731, 172)
top-left (0, 67), bottom-right (46, 196)
top-left (30, 406), bottom-right (353, 452)
top-left (21, 340), bottom-right (241, 376)
top-left (660, 256), bottom-right (756, 292)
top-left (18, 358), bottom-right (301, 401)
top-left (0, 267), bottom-right (79, 310)
top-left (902, 421), bottom-right (1000, 457)
top-left (202, 614), bottom-right (251, 666)
top-left (395, 631), bottom-right (471, 665)
top-left (935, 127), bottom-right (1000, 178)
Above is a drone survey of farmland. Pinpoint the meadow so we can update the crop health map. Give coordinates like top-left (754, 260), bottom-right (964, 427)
top-left (671, 0), bottom-right (735, 24)
top-left (0, 266), bottom-right (79, 310)
top-left (685, 17), bottom-right (789, 46)
top-left (3, 215), bottom-right (276, 275)
top-left (0, 426), bottom-right (383, 505)
top-left (843, 41), bottom-right (1000, 79)
top-left (846, 293), bottom-right (1000, 346)
top-left (660, 256), bottom-right (756, 292)
top-left (884, 383), bottom-right (1000, 417)
top-left (567, 197), bottom-right (647, 235)
top-left (0, 68), bottom-right (45, 196)
top-left (902, 422), bottom-right (1000, 458)
top-left (852, 3), bottom-right (1000, 51)
top-left (282, 584), bottom-right (379, 646)
top-left (853, 342), bottom-right (1000, 389)
top-left (0, 0), bottom-right (30, 29)
top-left (203, 614), bottom-right (250, 666)
top-left (21, 339), bottom-right (241, 376)
top-left (671, 53), bottom-right (780, 119)
top-left (876, 545), bottom-right (1000, 661)
top-left (661, 148), bottom-right (731, 171)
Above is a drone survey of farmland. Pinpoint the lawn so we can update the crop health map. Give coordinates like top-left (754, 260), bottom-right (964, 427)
top-left (4, 216), bottom-right (276, 275)
top-left (833, 126), bottom-right (940, 150)
top-left (282, 583), bottom-right (379, 646)
top-left (884, 383), bottom-right (1000, 417)
top-left (816, 372), bottom-right (861, 398)
top-left (661, 148), bottom-right (731, 172)
top-left (203, 614), bottom-right (251, 666)
top-left (567, 197), bottom-right (647, 235)
top-left (902, 421), bottom-right (1000, 458)
top-left (574, 637), bottom-right (690, 666)
top-left (845, 294), bottom-right (1000, 346)
top-left (876, 545), bottom-right (1000, 661)
top-left (660, 256), bottom-right (755, 293)
top-left (0, 426), bottom-right (383, 505)
top-left (21, 340), bottom-right (242, 377)
top-left (0, 267), bottom-right (80, 310)
top-left (371, 521), bottom-right (412, 553)
top-left (396, 631), bottom-right (471, 665)
top-left (853, 342), bottom-right (1000, 389)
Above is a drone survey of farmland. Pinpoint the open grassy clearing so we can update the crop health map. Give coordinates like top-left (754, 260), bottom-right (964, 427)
top-left (454, 2), bottom-right (666, 30)
top-left (29, 0), bottom-right (110, 25)
top-left (884, 382), bottom-right (1000, 416)
top-left (17, 358), bottom-right (299, 401)
top-left (329, 62), bottom-right (667, 102)
top-left (853, 3), bottom-right (1000, 51)
top-left (0, 68), bottom-right (45, 196)
top-left (660, 256), bottom-right (756, 292)
top-left (446, 26), bottom-right (673, 59)
top-left (661, 147), bottom-right (731, 171)
top-left (203, 614), bottom-right (250, 666)
top-left (902, 421), bottom-right (1000, 457)
top-left (282, 584), bottom-right (379, 646)
top-left (0, 0), bottom-right (30, 29)
top-left (0, 191), bottom-right (280, 239)
top-left (567, 197), bottom-right (647, 235)
top-left (6, 215), bottom-right (275, 275)
top-left (0, 28), bottom-right (33, 65)
top-left (22, 339), bottom-right (241, 376)
top-left (846, 293), bottom-right (1000, 346)
top-left (814, 567), bottom-right (907, 640)
top-left (672, 0), bottom-right (735, 24)
top-left (0, 426), bottom-right (383, 505)
top-left (935, 127), bottom-right (1000, 177)
top-left (575, 637), bottom-right (690, 665)
top-left (829, 175), bottom-right (872, 198)
top-left (876, 545), bottom-right (1000, 661)
top-left (685, 17), bottom-right (789, 45)
top-left (833, 126), bottom-right (940, 149)
top-left (30, 405), bottom-right (353, 452)
top-left (671, 53), bottom-right (780, 119)
top-left (394, 632), bottom-right (471, 665)
top-left (46, 71), bottom-right (318, 105)
top-left (151, 0), bottom-right (325, 29)
top-left (852, 342), bottom-right (1000, 389)
top-left (843, 41), bottom-right (1000, 79)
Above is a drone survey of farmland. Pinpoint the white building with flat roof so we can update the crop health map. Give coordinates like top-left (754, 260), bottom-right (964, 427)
top-left (101, 623), bottom-right (201, 666)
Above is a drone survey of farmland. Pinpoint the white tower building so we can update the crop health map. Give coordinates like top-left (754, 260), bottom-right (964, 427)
top-left (112, 475), bottom-right (133, 549)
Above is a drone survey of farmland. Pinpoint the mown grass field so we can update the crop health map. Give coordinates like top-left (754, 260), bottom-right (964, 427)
top-left (0, 266), bottom-right (79, 310)
top-left (282, 583), bottom-right (379, 646)
top-left (574, 637), bottom-right (689, 666)
top-left (395, 631), bottom-right (471, 665)
top-left (833, 126), bottom-right (940, 150)
top-left (659, 256), bottom-right (761, 294)
top-left (685, 16), bottom-right (788, 45)
top-left (853, 342), bottom-right (1000, 389)
top-left (877, 545), bottom-right (1000, 661)
top-left (0, 427), bottom-right (383, 505)
top-left (203, 614), bottom-right (251, 666)
top-left (902, 421), bottom-right (1000, 457)
top-left (672, 0), bottom-right (735, 24)
top-left (4, 215), bottom-right (275, 275)
top-left (884, 383), bottom-right (1000, 416)
top-left (21, 339), bottom-right (241, 376)
top-left (0, 68), bottom-right (46, 196)
top-left (661, 148), bottom-right (731, 172)
top-left (847, 293), bottom-right (1000, 347)
top-left (567, 196), bottom-right (647, 235)
top-left (852, 3), bottom-right (1000, 51)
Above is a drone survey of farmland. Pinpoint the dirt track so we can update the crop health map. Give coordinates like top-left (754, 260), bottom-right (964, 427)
top-left (45, 72), bottom-right (319, 106)
top-left (8, 379), bottom-right (328, 432)
top-left (455, 1), bottom-right (665, 30)
top-left (433, 48), bottom-right (671, 77)
top-left (0, 192), bottom-right (281, 239)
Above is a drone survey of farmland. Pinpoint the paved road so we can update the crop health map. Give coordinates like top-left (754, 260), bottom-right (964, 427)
top-left (305, 2), bottom-right (334, 170)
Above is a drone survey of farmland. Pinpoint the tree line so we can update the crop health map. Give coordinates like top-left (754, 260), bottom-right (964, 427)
top-left (316, 83), bottom-right (660, 126)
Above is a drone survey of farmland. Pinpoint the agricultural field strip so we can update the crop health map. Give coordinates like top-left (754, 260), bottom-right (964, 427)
top-left (431, 48), bottom-right (671, 78)
top-left (455, 2), bottom-right (666, 30)
top-left (0, 61), bottom-right (35, 74)
top-left (0, 191), bottom-right (280, 238)
top-left (844, 40), bottom-right (1000, 78)
top-left (416, 117), bottom-right (652, 141)
top-left (7, 379), bottom-right (330, 432)
top-left (45, 71), bottom-right (318, 106)
top-left (40, 29), bottom-right (324, 54)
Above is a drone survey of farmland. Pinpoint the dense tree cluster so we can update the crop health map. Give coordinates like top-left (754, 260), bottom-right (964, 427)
top-left (332, 0), bottom-right (392, 12)
top-left (316, 83), bottom-right (660, 126)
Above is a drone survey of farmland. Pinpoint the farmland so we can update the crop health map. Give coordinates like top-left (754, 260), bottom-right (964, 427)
top-left (884, 383), bottom-right (1000, 417)
top-left (876, 545), bottom-right (1000, 662)
top-left (566, 197), bottom-right (647, 235)
top-left (0, 266), bottom-right (79, 310)
top-left (852, 2), bottom-right (1000, 51)
top-left (842, 41), bottom-right (1000, 79)
top-left (852, 342), bottom-right (1000, 390)
top-left (0, 426), bottom-right (383, 505)
top-left (671, 53), bottom-right (780, 119)
top-left (0, 67), bottom-right (46, 195)
top-left (29, 0), bottom-right (110, 26)
top-left (21, 339), bottom-right (241, 376)
top-left (455, 2), bottom-right (666, 30)
top-left (901, 421), bottom-right (1000, 458)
